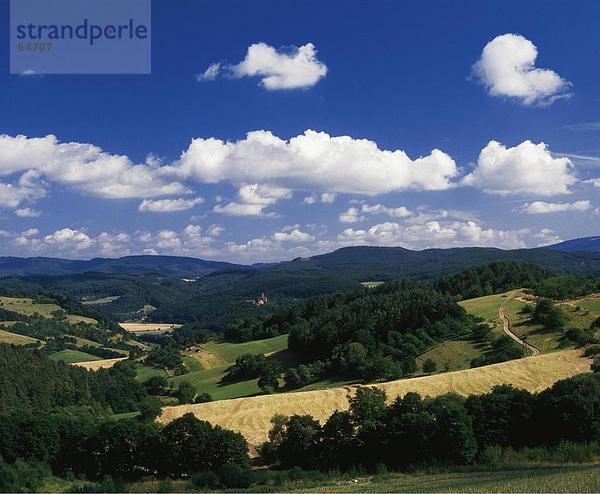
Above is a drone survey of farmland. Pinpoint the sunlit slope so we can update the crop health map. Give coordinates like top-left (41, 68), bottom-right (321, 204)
top-left (159, 349), bottom-right (590, 446)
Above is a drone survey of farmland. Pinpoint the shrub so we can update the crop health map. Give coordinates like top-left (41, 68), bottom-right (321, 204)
top-left (584, 344), bottom-right (600, 357)
top-left (194, 393), bottom-right (213, 404)
top-left (176, 382), bottom-right (196, 404)
top-left (143, 376), bottom-right (169, 395)
top-left (423, 358), bottom-right (437, 373)
top-left (191, 470), bottom-right (220, 489)
top-left (138, 396), bottom-right (163, 421)
top-left (217, 463), bottom-right (253, 488)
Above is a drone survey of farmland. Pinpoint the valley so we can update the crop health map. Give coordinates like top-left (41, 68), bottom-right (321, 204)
top-left (2, 250), bottom-right (600, 492)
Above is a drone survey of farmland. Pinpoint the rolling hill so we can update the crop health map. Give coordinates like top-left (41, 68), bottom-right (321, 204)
top-left (159, 349), bottom-right (591, 447)
top-left (0, 255), bottom-right (242, 278)
top-left (2, 244), bottom-right (600, 329)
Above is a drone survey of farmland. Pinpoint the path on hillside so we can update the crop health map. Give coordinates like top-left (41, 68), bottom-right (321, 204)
top-left (499, 298), bottom-right (540, 356)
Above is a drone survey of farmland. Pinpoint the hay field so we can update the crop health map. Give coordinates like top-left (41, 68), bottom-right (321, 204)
top-left (119, 323), bottom-right (182, 333)
top-left (81, 296), bottom-right (121, 305)
top-left (0, 328), bottom-right (41, 345)
top-left (159, 349), bottom-right (590, 446)
top-left (73, 357), bottom-right (128, 371)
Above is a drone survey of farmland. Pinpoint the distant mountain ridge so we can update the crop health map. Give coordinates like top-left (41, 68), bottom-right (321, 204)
top-left (1, 237), bottom-right (600, 280)
top-left (550, 236), bottom-right (600, 253)
top-left (1, 243), bottom-right (600, 329)
top-left (0, 255), bottom-right (243, 278)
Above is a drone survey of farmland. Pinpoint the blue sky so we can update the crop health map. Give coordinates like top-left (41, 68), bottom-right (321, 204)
top-left (0, 0), bottom-right (599, 262)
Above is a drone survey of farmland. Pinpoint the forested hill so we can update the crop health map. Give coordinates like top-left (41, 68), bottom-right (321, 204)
top-left (433, 261), bottom-right (553, 299)
top-left (226, 278), bottom-right (521, 387)
top-left (550, 236), bottom-right (600, 253)
top-left (2, 244), bottom-right (600, 280)
top-left (292, 246), bottom-right (600, 279)
top-left (0, 255), bottom-right (243, 278)
top-left (1, 246), bottom-right (600, 329)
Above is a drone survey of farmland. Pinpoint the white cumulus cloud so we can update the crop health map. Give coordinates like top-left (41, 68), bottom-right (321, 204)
top-left (520, 200), bottom-right (591, 214)
top-left (43, 228), bottom-right (95, 251)
top-left (337, 220), bottom-right (560, 250)
top-left (138, 197), bottom-right (204, 213)
top-left (175, 130), bottom-right (459, 196)
top-left (360, 202), bottom-right (412, 218)
top-left (214, 184), bottom-right (292, 217)
top-left (0, 134), bottom-right (187, 200)
top-left (229, 42), bottom-right (327, 90)
top-left (303, 192), bottom-right (336, 204)
top-left (473, 33), bottom-right (572, 107)
top-left (463, 140), bottom-right (576, 196)
top-left (339, 207), bottom-right (364, 224)
top-left (272, 228), bottom-right (315, 242)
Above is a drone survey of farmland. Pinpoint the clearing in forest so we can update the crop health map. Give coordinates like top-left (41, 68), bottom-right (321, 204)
top-left (0, 296), bottom-right (96, 324)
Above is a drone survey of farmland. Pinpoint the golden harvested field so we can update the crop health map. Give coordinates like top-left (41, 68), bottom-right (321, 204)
top-left (159, 349), bottom-right (591, 447)
top-left (72, 357), bottom-right (128, 371)
top-left (0, 328), bottom-right (41, 345)
top-left (119, 323), bottom-right (182, 333)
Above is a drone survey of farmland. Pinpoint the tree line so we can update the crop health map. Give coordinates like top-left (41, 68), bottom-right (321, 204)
top-left (0, 410), bottom-right (249, 484)
top-left (262, 371), bottom-right (600, 471)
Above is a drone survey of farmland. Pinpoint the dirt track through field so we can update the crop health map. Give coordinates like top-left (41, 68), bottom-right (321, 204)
top-left (159, 349), bottom-right (590, 447)
top-left (499, 297), bottom-right (540, 356)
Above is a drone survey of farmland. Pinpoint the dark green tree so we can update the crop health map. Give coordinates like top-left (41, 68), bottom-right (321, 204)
top-left (176, 382), bottom-right (196, 404)
top-left (423, 358), bottom-right (437, 373)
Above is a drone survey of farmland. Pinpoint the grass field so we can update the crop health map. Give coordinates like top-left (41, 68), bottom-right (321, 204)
top-left (30, 464), bottom-right (600, 492)
top-left (460, 291), bottom-right (566, 353)
top-left (459, 292), bottom-right (513, 334)
top-left (501, 298), bottom-right (560, 353)
top-left (0, 328), bottom-right (41, 345)
top-left (49, 349), bottom-right (103, 364)
top-left (202, 334), bottom-right (289, 363)
top-left (558, 297), bottom-right (600, 331)
top-left (171, 364), bottom-right (262, 401)
top-left (298, 465), bottom-right (600, 493)
top-left (416, 336), bottom-right (488, 372)
top-left (135, 363), bottom-right (168, 382)
top-left (156, 335), bottom-right (291, 401)
top-left (159, 349), bottom-right (591, 447)
top-left (0, 296), bottom-right (96, 324)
